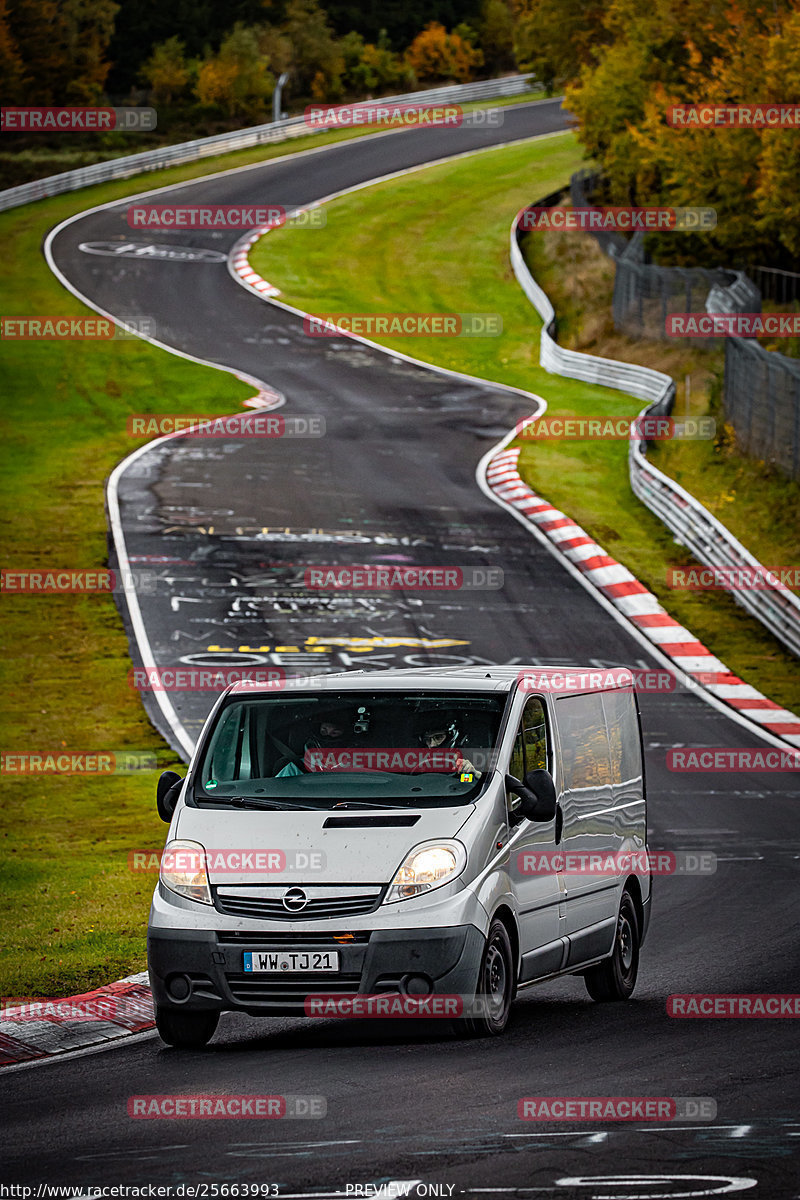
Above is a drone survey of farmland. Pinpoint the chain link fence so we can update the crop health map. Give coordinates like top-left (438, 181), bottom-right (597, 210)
top-left (747, 265), bottom-right (800, 305)
top-left (570, 170), bottom-right (752, 343)
top-left (570, 169), bottom-right (800, 480)
top-left (723, 338), bottom-right (800, 479)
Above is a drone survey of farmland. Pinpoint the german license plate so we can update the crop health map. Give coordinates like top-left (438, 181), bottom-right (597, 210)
top-left (243, 950), bottom-right (340, 973)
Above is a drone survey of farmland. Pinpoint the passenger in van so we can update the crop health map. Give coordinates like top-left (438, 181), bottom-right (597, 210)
top-left (274, 707), bottom-right (353, 777)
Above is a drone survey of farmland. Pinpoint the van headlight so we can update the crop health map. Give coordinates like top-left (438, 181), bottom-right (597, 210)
top-left (383, 840), bottom-right (467, 904)
top-left (159, 840), bottom-right (212, 905)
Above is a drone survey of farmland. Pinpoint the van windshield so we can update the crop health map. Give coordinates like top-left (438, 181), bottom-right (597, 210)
top-left (194, 691), bottom-right (506, 807)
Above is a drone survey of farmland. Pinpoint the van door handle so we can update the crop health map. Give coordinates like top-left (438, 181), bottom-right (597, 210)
top-left (555, 805), bottom-right (563, 845)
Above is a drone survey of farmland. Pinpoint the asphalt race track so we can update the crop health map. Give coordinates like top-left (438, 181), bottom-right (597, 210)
top-left (2, 98), bottom-right (798, 1198)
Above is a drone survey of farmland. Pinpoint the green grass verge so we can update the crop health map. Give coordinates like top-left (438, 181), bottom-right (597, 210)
top-left (251, 129), bottom-right (800, 714)
top-left (1, 106), bottom-right (555, 998)
top-left (524, 219), bottom-right (800, 582)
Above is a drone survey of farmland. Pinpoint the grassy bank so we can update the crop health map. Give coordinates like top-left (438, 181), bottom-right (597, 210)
top-left (250, 130), bottom-right (799, 713)
top-left (523, 220), bottom-right (800, 581)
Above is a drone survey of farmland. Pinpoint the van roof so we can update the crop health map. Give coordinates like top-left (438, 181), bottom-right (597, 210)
top-left (228, 664), bottom-right (636, 697)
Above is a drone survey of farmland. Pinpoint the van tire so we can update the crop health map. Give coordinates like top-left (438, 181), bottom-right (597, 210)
top-left (454, 920), bottom-right (514, 1038)
top-left (155, 1006), bottom-right (219, 1048)
top-left (584, 891), bottom-right (640, 1002)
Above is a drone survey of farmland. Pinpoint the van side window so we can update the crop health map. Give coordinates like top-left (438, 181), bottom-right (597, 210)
top-left (556, 693), bottom-right (613, 790)
top-left (521, 698), bottom-right (548, 771)
top-left (601, 690), bottom-right (642, 786)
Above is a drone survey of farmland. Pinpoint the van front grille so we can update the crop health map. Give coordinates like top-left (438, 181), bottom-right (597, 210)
top-left (214, 888), bottom-right (382, 921)
top-left (225, 972), bottom-right (361, 1004)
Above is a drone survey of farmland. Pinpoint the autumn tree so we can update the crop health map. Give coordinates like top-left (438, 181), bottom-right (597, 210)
top-left (140, 36), bottom-right (193, 106)
top-left (566, 0), bottom-right (800, 264)
top-left (405, 21), bottom-right (483, 84)
top-left (478, 0), bottom-right (515, 75)
top-left (3, 0), bottom-right (118, 104)
top-left (360, 31), bottom-right (408, 91)
top-left (755, 9), bottom-right (800, 260)
top-left (195, 24), bottom-right (274, 121)
top-left (283, 0), bottom-right (344, 98)
top-left (512, 0), bottom-right (606, 92)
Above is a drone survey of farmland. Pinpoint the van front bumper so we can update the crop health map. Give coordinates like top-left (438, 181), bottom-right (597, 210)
top-left (148, 924), bottom-right (485, 1016)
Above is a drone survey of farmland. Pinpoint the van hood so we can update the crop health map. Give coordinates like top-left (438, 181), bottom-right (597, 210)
top-left (173, 804), bottom-right (473, 885)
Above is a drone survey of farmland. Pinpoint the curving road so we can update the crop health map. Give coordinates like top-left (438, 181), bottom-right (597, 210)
top-left (2, 98), bottom-right (797, 1198)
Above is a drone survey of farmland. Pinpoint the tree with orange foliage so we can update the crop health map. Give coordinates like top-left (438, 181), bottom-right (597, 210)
top-left (405, 21), bottom-right (483, 84)
top-left (566, 0), bottom-right (800, 265)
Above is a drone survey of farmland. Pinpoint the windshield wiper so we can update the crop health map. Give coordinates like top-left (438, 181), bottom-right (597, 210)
top-left (224, 797), bottom-right (319, 811)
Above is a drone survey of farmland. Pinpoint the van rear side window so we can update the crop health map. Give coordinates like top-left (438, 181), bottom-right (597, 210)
top-left (601, 689), bottom-right (643, 786)
top-left (555, 693), bottom-right (613, 790)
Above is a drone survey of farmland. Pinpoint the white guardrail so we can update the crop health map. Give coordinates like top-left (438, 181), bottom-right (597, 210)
top-left (0, 75), bottom-right (536, 213)
top-left (510, 206), bottom-right (800, 659)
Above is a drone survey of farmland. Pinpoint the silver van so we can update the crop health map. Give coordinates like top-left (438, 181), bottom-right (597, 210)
top-left (148, 665), bottom-right (651, 1047)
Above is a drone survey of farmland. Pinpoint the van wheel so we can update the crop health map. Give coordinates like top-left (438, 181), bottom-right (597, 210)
top-left (584, 892), bottom-right (640, 1002)
top-left (155, 1006), bottom-right (219, 1048)
top-left (455, 920), bottom-right (514, 1038)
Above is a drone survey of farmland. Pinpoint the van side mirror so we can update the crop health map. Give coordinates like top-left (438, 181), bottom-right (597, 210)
top-left (157, 770), bottom-right (183, 823)
top-left (505, 769), bottom-right (557, 822)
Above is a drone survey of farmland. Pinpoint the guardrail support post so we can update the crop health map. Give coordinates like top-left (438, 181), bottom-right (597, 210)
top-left (273, 73), bottom-right (290, 124)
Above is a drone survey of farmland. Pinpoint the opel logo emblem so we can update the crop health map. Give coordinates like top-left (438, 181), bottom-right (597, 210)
top-left (282, 887), bottom-right (308, 912)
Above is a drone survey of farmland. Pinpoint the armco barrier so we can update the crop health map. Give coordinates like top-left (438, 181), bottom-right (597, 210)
top-left (0, 75), bottom-right (536, 213)
top-left (511, 204), bottom-right (800, 659)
